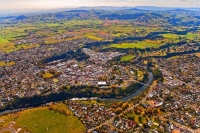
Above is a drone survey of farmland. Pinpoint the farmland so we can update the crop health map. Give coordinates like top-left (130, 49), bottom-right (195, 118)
top-left (162, 32), bottom-right (200, 40)
top-left (0, 7), bottom-right (200, 133)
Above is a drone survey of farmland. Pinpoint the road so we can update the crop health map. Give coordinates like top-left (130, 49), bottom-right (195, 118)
top-left (0, 128), bottom-right (16, 133)
top-left (125, 67), bottom-right (149, 87)
top-left (159, 115), bottom-right (200, 133)
top-left (87, 79), bottom-right (156, 133)
top-left (162, 68), bottom-right (199, 110)
top-left (162, 69), bottom-right (199, 92)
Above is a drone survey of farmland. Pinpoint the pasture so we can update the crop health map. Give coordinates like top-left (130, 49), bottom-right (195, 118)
top-left (162, 32), bottom-right (200, 40)
top-left (104, 40), bottom-right (161, 49)
top-left (0, 36), bottom-right (15, 52)
top-left (85, 34), bottom-right (103, 41)
top-left (121, 55), bottom-right (135, 62)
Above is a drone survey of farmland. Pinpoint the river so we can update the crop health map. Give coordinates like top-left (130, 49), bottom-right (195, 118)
top-left (0, 72), bottom-right (153, 116)
top-left (101, 72), bottom-right (153, 101)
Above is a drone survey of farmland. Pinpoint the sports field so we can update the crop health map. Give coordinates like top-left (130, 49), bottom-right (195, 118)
top-left (15, 107), bottom-right (86, 133)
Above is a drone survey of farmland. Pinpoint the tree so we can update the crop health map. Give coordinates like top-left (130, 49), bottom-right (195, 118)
top-left (115, 108), bottom-right (122, 115)
top-left (153, 68), bottom-right (163, 81)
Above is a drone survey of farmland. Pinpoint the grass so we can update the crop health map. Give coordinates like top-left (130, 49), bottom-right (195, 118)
top-left (15, 107), bottom-right (86, 133)
top-left (0, 37), bottom-right (10, 43)
top-left (16, 44), bottom-right (40, 50)
top-left (104, 40), bottom-right (161, 49)
top-left (0, 116), bottom-right (13, 129)
top-left (137, 70), bottom-right (144, 81)
top-left (0, 36), bottom-right (39, 52)
top-left (120, 55), bottom-right (135, 62)
top-left (0, 36), bottom-right (15, 52)
top-left (162, 33), bottom-right (180, 39)
top-left (125, 110), bottom-right (147, 124)
top-left (42, 72), bottom-right (54, 79)
top-left (162, 33), bottom-right (200, 40)
top-left (186, 32), bottom-right (200, 40)
top-left (0, 115), bottom-right (26, 133)
top-left (0, 61), bottom-right (15, 67)
top-left (53, 78), bottom-right (59, 83)
top-left (85, 34), bottom-right (103, 41)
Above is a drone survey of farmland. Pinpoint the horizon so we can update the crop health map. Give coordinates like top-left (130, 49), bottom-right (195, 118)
top-left (0, 0), bottom-right (200, 12)
top-left (1, 6), bottom-right (200, 17)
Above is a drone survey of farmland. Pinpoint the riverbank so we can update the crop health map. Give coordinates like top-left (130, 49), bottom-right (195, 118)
top-left (0, 70), bottom-right (153, 116)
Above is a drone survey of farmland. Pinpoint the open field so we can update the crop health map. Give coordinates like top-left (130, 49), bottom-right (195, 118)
top-left (0, 115), bottom-right (26, 133)
top-left (85, 34), bottom-right (103, 41)
top-left (16, 44), bottom-right (40, 50)
top-left (0, 61), bottom-right (15, 67)
top-left (162, 33), bottom-right (180, 39)
top-left (104, 40), bottom-right (162, 49)
top-left (121, 55), bottom-right (135, 62)
top-left (14, 106), bottom-right (86, 133)
top-left (0, 103), bottom-right (85, 133)
top-left (162, 33), bottom-right (200, 40)
top-left (0, 36), bottom-right (15, 53)
top-left (42, 72), bottom-right (54, 79)
top-left (186, 32), bottom-right (200, 40)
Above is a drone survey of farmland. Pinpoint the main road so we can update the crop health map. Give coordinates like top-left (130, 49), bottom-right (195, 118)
top-left (88, 72), bottom-right (155, 132)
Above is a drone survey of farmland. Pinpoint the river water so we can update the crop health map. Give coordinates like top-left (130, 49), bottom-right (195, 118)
top-left (101, 72), bottom-right (153, 101)
top-left (0, 72), bottom-right (153, 116)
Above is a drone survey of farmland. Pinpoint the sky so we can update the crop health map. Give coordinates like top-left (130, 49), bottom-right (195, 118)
top-left (0, 0), bottom-right (200, 12)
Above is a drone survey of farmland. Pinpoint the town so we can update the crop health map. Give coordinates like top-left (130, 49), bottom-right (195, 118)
top-left (0, 6), bottom-right (200, 133)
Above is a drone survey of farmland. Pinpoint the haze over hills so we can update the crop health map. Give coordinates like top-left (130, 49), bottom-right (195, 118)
top-left (0, 1), bottom-right (200, 133)
top-left (1, 6), bottom-right (200, 17)
top-left (1, 7), bottom-right (200, 28)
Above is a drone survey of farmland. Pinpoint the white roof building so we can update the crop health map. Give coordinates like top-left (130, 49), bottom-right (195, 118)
top-left (98, 81), bottom-right (107, 86)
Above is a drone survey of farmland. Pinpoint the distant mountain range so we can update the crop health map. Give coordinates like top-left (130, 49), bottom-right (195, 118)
top-left (1, 6), bottom-right (200, 17)
top-left (1, 6), bottom-right (200, 26)
top-left (78, 6), bottom-right (200, 11)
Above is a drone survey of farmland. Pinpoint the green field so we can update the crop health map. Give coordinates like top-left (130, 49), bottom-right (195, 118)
top-left (162, 33), bottom-right (200, 40)
top-left (15, 107), bottom-right (86, 133)
top-left (0, 36), bottom-right (15, 52)
top-left (162, 33), bottom-right (180, 39)
top-left (186, 32), bottom-right (200, 40)
top-left (104, 41), bottom-right (160, 49)
top-left (121, 55), bottom-right (135, 62)
top-left (85, 34), bottom-right (103, 41)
